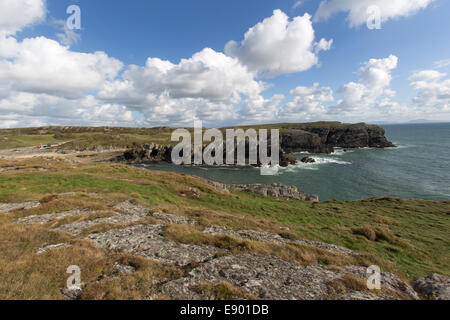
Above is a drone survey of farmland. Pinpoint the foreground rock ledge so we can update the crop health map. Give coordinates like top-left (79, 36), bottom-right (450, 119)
top-left (162, 254), bottom-right (418, 300)
top-left (224, 183), bottom-right (319, 202)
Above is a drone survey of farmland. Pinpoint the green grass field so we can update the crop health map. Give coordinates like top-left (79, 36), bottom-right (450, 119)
top-left (1, 159), bottom-right (448, 282)
top-left (0, 122), bottom-right (368, 150)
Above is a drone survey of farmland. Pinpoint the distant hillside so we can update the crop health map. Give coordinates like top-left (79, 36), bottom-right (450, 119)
top-left (0, 122), bottom-right (395, 153)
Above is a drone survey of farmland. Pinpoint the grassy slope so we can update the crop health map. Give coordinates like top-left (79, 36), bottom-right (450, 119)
top-left (0, 159), bottom-right (448, 287)
top-left (0, 127), bottom-right (177, 150)
top-left (0, 122), bottom-right (366, 150)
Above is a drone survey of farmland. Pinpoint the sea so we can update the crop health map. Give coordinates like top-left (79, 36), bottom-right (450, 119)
top-left (138, 123), bottom-right (450, 201)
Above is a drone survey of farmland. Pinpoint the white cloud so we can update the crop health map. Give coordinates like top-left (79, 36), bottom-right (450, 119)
top-left (279, 83), bottom-right (334, 120)
top-left (314, 0), bottom-right (434, 27)
top-left (0, 0), bottom-right (46, 35)
top-left (331, 55), bottom-right (398, 113)
top-left (293, 1), bottom-right (303, 9)
top-left (434, 59), bottom-right (450, 69)
top-left (1, 2), bottom-right (447, 127)
top-left (225, 10), bottom-right (332, 78)
top-left (409, 70), bottom-right (445, 82)
top-left (97, 47), bottom-right (267, 126)
top-left (54, 19), bottom-right (80, 47)
top-left (0, 36), bottom-right (123, 99)
top-left (409, 70), bottom-right (450, 111)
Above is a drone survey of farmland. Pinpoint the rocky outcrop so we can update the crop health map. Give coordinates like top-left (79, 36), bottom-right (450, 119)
top-left (118, 143), bottom-right (172, 164)
top-left (226, 183), bottom-right (319, 202)
top-left (116, 123), bottom-right (395, 166)
top-left (413, 274), bottom-right (450, 300)
top-left (301, 157), bottom-right (316, 163)
top-left (161, 254), bottom-right (418, 300)
top-left (12, 200), bottom-right (422, 300)
top-left (280, 123), bottom-right (395, 154)
top-left (116, 142), bottom-right (296, 167)
top-left (0, 202), bottom-right (40, 213)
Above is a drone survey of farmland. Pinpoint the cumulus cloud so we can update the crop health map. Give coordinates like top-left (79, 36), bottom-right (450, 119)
top-left (1, 1), bottom-right (446, 127)
top-left (97, 48), bottom-right (267, 126)
top-left (0, 36), bottom-right (123, 99)
top-left (54, 19), bottom-right (80, 47)
top-left (331, 55), bottom-right (398, 113)
top-left (0, 0), bottom-right (46, 36)
top-left (409, 70), bottom-right (450, 111)
top-left (434, 59), bottom-right (450, 69)
top-left (279, 83), bottom-right (333, 120)
top-left (225, 10), bottom-right (332, 78)
top-left (314, 0), bottom-right (434, 27)
top-left (100, 48), bottom-right (263, 103)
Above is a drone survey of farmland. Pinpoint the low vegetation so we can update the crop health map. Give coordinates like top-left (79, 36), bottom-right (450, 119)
top-left (0, 146), bottom-right (448, 299)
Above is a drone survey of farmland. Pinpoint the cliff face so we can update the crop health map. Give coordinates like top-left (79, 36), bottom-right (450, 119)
top-left (117, 123), bottom-right (396, 163)
top-left (117, 143), bottom-right (297, 167)
top-left (280, 123), bottom-right (395, 154)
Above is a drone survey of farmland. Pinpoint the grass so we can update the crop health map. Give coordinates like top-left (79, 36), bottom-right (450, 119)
top-left (0, 134), bottom-right (68, 149)
top-left (0, 126), bottom-right (191, 150)
top-left (0, 122), bottom-right (373, 150)
top-left (0, 158), bottom-right (449, 299)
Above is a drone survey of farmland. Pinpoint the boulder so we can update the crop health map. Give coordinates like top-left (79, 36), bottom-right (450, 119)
top-left (301, 157), bottom-right (316, 163)
top-left (413, 273), bottom-right (450, 300)
top-left (227, 183), bottom-right (319, 202)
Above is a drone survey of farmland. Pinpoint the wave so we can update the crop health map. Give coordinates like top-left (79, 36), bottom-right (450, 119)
top-left (310, 157), bottom-right (352, 165)
top-left (332, 148), bottom-right (354, 155)
top-left (391, 144), bottom-right (415, 149)
top-left (275, 156), bottom-right (352, 175)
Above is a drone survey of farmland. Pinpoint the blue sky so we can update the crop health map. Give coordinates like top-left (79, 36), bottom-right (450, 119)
top-left (1, 0), bottom-right (450, 127)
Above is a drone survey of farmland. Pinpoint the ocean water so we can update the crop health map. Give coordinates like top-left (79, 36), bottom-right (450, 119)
top-left (139, 123), bottom-right (450, 201)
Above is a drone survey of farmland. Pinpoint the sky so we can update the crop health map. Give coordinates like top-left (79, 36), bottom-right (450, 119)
top-left (0, 0), bottom-right (449, 128)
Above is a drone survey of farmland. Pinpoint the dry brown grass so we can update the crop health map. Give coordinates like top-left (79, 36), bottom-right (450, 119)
top-left (155, 204), bottom-right (299, 238)
top-left (39, 194), bottom-right (59, 204)
top-left (352, 225), bottom-right (377, 241)
top-left (163, 224), bottom-right (367, 268)
top-left (326, 274), bottom-right (368, 298)
top-left (0, 213), bottom-right (183, 300)
top-left (82, 255), bottom-right (183, 300)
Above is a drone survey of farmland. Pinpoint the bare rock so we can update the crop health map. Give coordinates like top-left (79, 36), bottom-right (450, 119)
top-left (227, 183), bottom-right (319, 202)
top-left (203, 225), bottom-right (356, 256)
top-left (61, 287), bottom-right (82, 300)
top-left (413, 273), bottom-right (450, 300)
top-left (87, 224), bottom-right (222, 266)
top-left (16, 209), bottom-right (89, 224)
top-left (338, 291), bottom-right (394, 300)
top-left (54, 214), bottom-right (143, 235)
top-left (0, 202), bottom-right (40, 213)
top-left (344, 266), bottom-right (419, 300)
top-left (301, 157), bottom-right (316, 163)
top-left (113, 262), bottom-right (136, 275)
top-left (203, 225), bottom-right (285, 244)
top-left (36, 243), bottom-right (72, 255)
top-left (152, 212), bottom-right (196, 225)
top-left (53, 201), bottom-right (156, 235)
top-left (87, 224), bottom-right (165, 251)
top-left (294, 239), bottom-right (356, 256)
top-left (162, 254), bottom-right (417, 300)
top-left (139, 241), bottom-right (220, 266)
top-left (113, 200), bottom-right (151, 217)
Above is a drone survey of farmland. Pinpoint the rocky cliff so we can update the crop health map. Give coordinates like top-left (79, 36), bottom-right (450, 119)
top-left (280, 122), bottom-right (395, 154)
top-left (116, 122), bottom-right (396, 164)
top-left (116, 143), bottom-right (297, 167)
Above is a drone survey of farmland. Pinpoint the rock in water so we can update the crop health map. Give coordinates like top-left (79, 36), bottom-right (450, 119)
top-left (301, 157), bottom-right (316, 163)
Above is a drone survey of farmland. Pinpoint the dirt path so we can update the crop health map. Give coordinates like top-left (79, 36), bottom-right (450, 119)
top-left (0, 143), bottom-right (125, 163)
